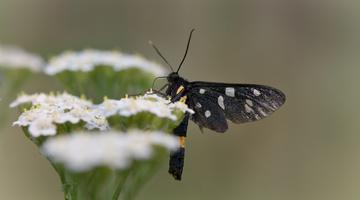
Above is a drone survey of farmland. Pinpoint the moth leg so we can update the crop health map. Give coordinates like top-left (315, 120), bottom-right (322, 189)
top-left (169, 113), bottom-right (189, 180)
top-left (158, 83), bottom-right (169, 92)
top-left (150, 84), bottom-right (169, 97)
top-left (151, 89), bottom-right (168, 97)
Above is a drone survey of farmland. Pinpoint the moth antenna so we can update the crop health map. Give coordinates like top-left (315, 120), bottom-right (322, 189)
top-left (176, 29), bottom-right (195, 73)
top-left (151, 76), bottom-right (168, 90)
top-left (149, 41), bottom-right (174, 72)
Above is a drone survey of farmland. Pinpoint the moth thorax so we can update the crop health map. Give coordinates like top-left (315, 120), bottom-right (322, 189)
top-left (176, 85), bottom-right (185, 94)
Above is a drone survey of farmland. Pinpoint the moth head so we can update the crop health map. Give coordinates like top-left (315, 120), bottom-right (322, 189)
top-left (167, 72), bottom-right (179, 83)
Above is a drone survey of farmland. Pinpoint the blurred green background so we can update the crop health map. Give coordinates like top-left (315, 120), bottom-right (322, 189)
top-left (1, 0), bottom-right (360, 199)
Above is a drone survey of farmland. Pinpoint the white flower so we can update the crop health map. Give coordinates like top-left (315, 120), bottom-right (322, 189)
top-left (12, 92), bottom-right (192, 137)
top-left (12, 93), bottom-right (109, 137)
top-left (96, 93), bottom-right (194, 121)
top-left (28, 117), bottom-right (57, 137)
top-left (0, 45), bottom-right (45, 72)
top-left (10, 93), bottom-right (47, 108)
top-left (45, 49), bottom-right (166, 76)
top-left (10, 92), bottom-right (93, 108)
top-left (42, 130), bottom-right (179, 172)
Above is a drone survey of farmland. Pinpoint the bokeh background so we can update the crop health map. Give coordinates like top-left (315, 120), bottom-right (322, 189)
top-left (1, 0), bottom-right (360, 199)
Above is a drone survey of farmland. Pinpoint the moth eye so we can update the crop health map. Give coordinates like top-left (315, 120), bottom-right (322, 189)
top-left (252, 88), bottom-right (261, 96)
top-left (225, 87), bottom-right (235, 97)
top-left (205, 110), bottom-right (211, 118)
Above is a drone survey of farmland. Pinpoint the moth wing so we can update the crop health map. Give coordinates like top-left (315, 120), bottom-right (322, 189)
top-left (188, 82), bottom-right (285, 128)
top-left (187, 91), bottom-right (228, 133)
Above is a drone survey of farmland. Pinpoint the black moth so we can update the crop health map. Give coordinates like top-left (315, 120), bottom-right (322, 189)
top-left (150, 29), bottom-right (286, 180)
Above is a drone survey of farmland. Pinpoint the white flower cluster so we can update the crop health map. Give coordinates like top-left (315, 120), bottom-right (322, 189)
top-left (96, 92), bottom-right (194, 120)
top-left (11, 92), bottom-right (193, 137)
top-left (12, 92), bottom-right (108, 137)
top-left (45, 49), bottom-right (166, 76)
top-left (42, 130), bottom-right (179, 171)
top-left (0, 45), bottom-right (45, 72)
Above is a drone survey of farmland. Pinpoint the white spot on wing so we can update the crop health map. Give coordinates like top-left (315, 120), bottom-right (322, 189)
top-left (205, 110), bottom-right (211, 118)
top-left (225, 87), bottom-right (235, 97)
top-left (245, 104), bottom-right (254, 113)
top-left (245, 99), bottom-right (253, 107)
top-left (195, 102), bottom-right (202, 108)
top-left (199, 89), bottom-right (205, 94)
top-left (253, 89), bottom-right (261, 96)
top-left (218, 96), bottom-right (225, 110)
top-left (258, 107), bottom-right (267, 116)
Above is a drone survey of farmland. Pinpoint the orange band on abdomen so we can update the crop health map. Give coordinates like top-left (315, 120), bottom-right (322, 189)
top-left (179, 136), bottom-right (186, 148)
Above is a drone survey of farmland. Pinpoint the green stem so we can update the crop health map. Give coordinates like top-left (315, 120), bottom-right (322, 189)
top-left (119, 151), bottom-right (167, 200)
top-left (112, 170), bottom-right (131, 200)
top-left (49, 163), bottom-right (78, 200)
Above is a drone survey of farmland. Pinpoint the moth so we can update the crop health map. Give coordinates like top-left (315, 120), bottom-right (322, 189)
top-left (149, 29), bottom-right (286, 180)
